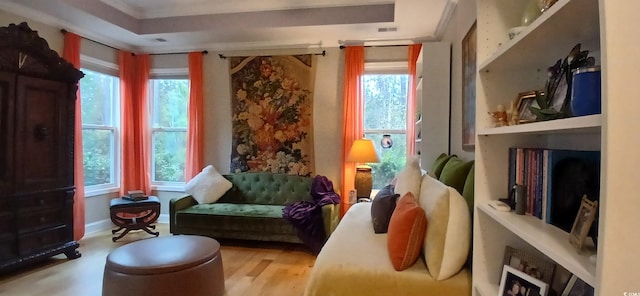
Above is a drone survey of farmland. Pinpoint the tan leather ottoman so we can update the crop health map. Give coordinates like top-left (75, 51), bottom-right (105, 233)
top-left (103, 235), bottom-right (224, 296)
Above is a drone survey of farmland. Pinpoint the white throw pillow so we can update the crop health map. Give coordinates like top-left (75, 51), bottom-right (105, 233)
top-left (394, 156), bottom-right (422, 201)
top-left (184, 165), bottom-right (233, 204)
top-left (419, 173), bottom-right (471, 280)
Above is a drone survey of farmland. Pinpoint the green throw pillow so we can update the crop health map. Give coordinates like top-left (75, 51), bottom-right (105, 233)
top-left (432, 153), bottom-right (455, 179)
top-left (461, 163), bottom-right (475, 214)
top-left (439, 157), bottom-right (474, 194)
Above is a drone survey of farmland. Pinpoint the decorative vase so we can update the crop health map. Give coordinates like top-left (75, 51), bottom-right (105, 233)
top-left (521, 0), bottom-right (542, 26)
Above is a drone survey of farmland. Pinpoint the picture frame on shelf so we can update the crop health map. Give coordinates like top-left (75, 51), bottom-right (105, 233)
top-left (561, 274), bottom-right (594, 296)
top-left (499, 265), bottom-right (549, 296)
top-left (569, 195), bottom-right (598, 252)
top-left (516, 91), bottom-right (540, 123)
top-left (502, 246), bottom-right (556, 285)
top-left (461, 20), bottom-right (476, 151)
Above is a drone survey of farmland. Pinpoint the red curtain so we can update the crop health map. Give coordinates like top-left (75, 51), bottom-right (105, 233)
top-left (340, 46), bottom-right (365, 214)
top-left (407, 44), bottom-right (422, 157)
top-left (119, 51), bottom-right (151, 196)
top-left (185, 52), bottom-right (204, 181)
top-left (63, 32), bottom-right (85, 241)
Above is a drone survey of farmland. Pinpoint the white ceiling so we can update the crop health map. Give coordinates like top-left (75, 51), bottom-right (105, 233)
top-left (0, 0), bottom-right (456, 53)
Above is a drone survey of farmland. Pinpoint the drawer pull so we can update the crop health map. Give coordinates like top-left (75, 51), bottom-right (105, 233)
top-left (39, 199), bottom-right (45, 205)
top-left (40, 216), bottom-right (46, 223)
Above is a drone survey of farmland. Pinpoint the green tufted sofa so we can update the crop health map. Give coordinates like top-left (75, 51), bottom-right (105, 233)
top-left (170, 172), bottom-right (340, 244)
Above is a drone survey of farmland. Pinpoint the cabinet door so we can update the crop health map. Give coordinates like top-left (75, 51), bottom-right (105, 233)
top-left (14, 76), bottom-right (73, 192)
top-left (0, 72), bottom-right (15, 196)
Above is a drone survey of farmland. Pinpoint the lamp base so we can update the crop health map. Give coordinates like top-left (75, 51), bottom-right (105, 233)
top-left (354, 165), bottom-right (373, 199)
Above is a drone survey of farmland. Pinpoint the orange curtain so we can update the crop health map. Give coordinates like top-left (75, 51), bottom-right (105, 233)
top-left (63, 32), bottom-right (85, 241)
top-left (185, 52), bottom-right (204, 181)
top-left (119, 51), bottom-right (151, 196)
top-left (407, 44), bottom-right (422, 157)
top-left (340, 46), bottom-right (365, 213)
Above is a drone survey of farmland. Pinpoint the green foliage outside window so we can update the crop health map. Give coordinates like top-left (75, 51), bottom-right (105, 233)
top-left (363, 74), bottom-right (408, 189)
top-left (151, 79), bottom-right (188, 183)
top-left (80, 69), bottom-right (117, 187)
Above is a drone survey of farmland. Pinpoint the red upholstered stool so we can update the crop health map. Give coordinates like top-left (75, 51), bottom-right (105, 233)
top-left (103, 235), bottom-right (225, 296)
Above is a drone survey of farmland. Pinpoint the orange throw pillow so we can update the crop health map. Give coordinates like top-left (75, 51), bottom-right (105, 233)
top-left (387, 192), bottom-right (428, 271)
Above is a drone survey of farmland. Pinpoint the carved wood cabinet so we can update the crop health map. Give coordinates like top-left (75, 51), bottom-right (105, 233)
top-left (0, 22), bottom-right (84, 272)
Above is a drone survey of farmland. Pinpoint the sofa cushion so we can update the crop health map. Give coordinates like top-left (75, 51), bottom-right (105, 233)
top-left (438, 157), bottom-right (474, 194)
top-left (387, 192), bottom-right (428, 271)
top-left (432, 153), bottom-right (455, 179)
top-left (394, 156), bottom-right (422, 201)
top-left (371, 184), bottom-right (399, 233)
top-left (218, 173), bottom-right (313, 205)
top-left (184, 165), bottom-right (233, 204)
top-left (419, 174), bottom-right (471, 280)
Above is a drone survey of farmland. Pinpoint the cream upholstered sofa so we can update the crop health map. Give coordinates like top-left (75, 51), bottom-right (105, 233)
top-left (304, 155), bottom-right (474, 296)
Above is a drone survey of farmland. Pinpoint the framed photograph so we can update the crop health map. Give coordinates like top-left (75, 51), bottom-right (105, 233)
top-left (461, 21), bottom-right (476, 151)
top-left (500, 265), bottom-right (549, 296)
top-left (569, 195), bottom-right (598, 252)
top-left (561, 275), bottom-right (594, 296)
top-left (502, 246), bottom-right (556, 285)
top-left (516, 91), bottom-right (540, 123)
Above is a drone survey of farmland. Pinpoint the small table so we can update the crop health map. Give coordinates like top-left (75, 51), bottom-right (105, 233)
top-left (110, 196), bottom-right (160, 242)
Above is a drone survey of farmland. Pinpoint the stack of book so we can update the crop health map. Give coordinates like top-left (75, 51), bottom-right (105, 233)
top-left (123, 190), bottom-right (148, 201)
top-left (507, 148), bottom-right (600, 231)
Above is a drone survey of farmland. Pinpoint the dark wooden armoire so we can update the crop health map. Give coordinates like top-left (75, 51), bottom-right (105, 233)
top-left (0, 22), bottom-right (84, 272)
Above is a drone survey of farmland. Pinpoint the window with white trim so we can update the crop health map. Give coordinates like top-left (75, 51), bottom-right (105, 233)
top-left (149, 78), bottom-right (189, 186)
top-left (80, 68), bottom-right (120, 194)
top-left (363, 62), bottom-right (409, 189)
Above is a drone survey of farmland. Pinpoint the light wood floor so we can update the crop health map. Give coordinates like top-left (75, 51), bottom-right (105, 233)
top-left (0, 224), bottom-right (318, 296)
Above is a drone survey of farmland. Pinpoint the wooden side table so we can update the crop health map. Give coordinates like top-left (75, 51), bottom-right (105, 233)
top-left (109, 196), bottom-right (161, 242)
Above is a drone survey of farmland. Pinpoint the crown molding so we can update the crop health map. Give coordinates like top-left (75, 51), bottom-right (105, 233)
top-left (434, 0), bottom-right (458, 39)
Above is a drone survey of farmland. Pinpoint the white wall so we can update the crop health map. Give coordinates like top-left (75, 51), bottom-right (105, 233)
top-left (441, 0), bottom-right (477, 160)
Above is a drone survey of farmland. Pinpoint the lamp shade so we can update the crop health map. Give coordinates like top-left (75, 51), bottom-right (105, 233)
top-left (347, 138), bottom-right (380, 163)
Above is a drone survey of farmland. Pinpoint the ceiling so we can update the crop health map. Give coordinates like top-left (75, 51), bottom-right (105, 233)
top-left (0, 0), bottom-right (456, 53)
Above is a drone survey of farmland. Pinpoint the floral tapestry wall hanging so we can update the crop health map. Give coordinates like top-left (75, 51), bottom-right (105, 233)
top-left (229, 55), bottom-right (316, 176)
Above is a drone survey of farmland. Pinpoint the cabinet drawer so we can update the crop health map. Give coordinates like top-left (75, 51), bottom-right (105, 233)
top-left (18, 225), bottom-right (69, 256)
top-left (0, 235), bottom-right (18, 261)
top-left (17, 191), bottom-right (68, 211)
top-left (17, 208), bottom-right (63, 233)
top-left (0, 212), bottom-right (14, 235)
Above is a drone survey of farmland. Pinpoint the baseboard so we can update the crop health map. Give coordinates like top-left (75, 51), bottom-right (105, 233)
top-left (84, 219), bottom-right (113, 236)
top-left (158, 214), bottom-right (170, 224)
top-left (84, 215), bottom-right (170, 236)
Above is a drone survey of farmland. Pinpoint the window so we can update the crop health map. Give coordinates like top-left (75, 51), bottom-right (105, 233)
top-left (363, 64), bottom-right (409, 189)
top-left (149, 79), bottom-right (189, 186)
top-left (80, 69), bottom-right (120, 193)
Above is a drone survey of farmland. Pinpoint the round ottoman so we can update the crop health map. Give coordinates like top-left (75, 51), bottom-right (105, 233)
top-left (102, 235), bottom-right (224, 296)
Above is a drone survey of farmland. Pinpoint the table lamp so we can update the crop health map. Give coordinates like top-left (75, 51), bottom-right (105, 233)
top-left (347, 138), bottom-right (380, 199)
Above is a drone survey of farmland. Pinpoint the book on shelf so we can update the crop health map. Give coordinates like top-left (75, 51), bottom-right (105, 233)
top-left (507, 148), bottom-right (600, 232)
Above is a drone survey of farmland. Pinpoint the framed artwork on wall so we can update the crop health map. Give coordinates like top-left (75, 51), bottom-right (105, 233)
top-left (462, 21), bottom-right (477, 151)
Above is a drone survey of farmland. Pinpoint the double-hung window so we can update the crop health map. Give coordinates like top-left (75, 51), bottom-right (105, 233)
top-left (363, 62), bottom-right (409, 189)
top-left (80, 68), bottom-right (120, 195)
top-left (149, 78), bottom-right (189, 188)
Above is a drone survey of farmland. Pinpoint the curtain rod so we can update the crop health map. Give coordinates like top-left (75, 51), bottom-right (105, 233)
top-left (339, 44), bottom-right (410, 49)
top-left (218, 50), bottom-right (326, 59)
top-left (60, 29), bottom-right (208, 56)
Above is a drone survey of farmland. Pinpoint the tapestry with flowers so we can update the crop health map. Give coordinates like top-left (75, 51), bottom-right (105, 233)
top-left (229, 55), bottom-right (316, 176)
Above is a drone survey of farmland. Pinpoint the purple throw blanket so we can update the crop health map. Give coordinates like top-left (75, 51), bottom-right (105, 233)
top-left (282, 175), bottom-right (340, 254)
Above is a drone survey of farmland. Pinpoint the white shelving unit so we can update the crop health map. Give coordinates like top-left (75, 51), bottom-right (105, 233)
top-left (472, 0), bottom-right (614, 295)
top-left (415, 42), bottom-right (450, 169)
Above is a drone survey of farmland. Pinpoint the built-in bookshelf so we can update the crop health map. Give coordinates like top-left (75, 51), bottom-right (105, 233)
top-left (472, 0), bottom-right (611, 295)
top-left (415, 42), bottom-right (449, 169)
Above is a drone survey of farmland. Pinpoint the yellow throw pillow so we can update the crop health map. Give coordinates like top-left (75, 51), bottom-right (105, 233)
top-left (419, 174), bottom-right (471, 280)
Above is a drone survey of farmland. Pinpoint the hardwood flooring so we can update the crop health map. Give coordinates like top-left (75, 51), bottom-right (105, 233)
top-left (0, 224), bottom-right (317, 296)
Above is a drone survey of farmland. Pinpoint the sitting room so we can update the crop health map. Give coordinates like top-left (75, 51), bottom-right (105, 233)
top-left (0, 0), bottom-right (637, 295)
